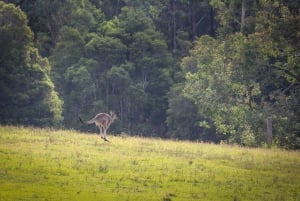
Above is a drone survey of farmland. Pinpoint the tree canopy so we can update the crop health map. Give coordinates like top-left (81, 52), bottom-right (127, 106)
top-left (1, 0), bottom-right (299, 148)
top-left (0, 2), bottom-right (63, 126)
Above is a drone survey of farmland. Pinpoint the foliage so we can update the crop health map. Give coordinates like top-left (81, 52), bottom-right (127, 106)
top-left (0, 2), bottom-right (63, 126)
top-left (166, 84), bottom-right (218, 141)
top-left (1, 0), bottom-right (299, 148)
top-left (182, 1), bottom-right (300, 148)
top-left (48, 5), bottom-right (174, 135)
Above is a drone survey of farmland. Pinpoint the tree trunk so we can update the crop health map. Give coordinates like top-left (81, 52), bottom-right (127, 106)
top-left (210, 7), bottom-right (215, 37)
top-left (191, 0), bottom-right (196, 40)
top-left (266, 117), bottom-right (273, 146)
top-left (172, 0), bottom-right (177, 50)
top-left (240, 0), bottom-right (246, 33)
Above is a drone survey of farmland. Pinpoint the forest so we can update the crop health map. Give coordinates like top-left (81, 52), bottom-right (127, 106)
top-left (0, 0), bottom-right (299, 148)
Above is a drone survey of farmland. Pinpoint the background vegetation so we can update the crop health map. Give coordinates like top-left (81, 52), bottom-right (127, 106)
top-left (0, 0), bottom-right (299, 148)
top-left (0, 126), bottom-right (299, 200)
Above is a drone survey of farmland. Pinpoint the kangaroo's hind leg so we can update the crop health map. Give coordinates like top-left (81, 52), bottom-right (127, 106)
top-left (98, 126), bottom-right (103, 138)
top-left (101, 127), bottom-right (110, 142)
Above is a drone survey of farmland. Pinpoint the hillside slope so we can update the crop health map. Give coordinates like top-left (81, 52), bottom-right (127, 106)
top-left (0, 126), bottom-right (299, 201)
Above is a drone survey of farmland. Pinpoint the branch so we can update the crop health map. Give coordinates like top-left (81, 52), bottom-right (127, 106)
top-left (282, 82), bottom-right (300, 94)
top-left (195, 15), bottom-right (206, 28)
top-left (269, 64), bottom-right (299, 81)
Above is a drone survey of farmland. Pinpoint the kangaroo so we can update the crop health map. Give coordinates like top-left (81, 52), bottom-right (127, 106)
top-left (79, 111), bottom-right (117, 142)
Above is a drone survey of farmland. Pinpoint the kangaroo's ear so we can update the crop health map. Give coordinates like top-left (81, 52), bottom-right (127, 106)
top-left (111, 111), bottom-right (116, 116)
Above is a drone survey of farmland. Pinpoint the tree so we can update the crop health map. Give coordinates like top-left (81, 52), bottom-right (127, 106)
top-left (167, 84), bottom-right (218, 141)
top-left (210, 0), bottom-right (257, 36)
top-left (187, 34), bottom-right (269, 145)
top-left (50, 26), bottom-right (86, 92)
top-left (182, 0), bottom-right (300, 148)
top-left (157, 0), bottom-right (215, 50)
top-left (253, 0), bottom-right (300, 148)
top-left (100, 6), bottom-right (174, 135)
top-left (0, 2), bottom-right (63, 126)
top-left (85, 35), bottom-right (127, 69)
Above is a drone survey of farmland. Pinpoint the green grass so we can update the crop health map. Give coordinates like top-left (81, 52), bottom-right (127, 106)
top-left (0, 126), bottom-right (299, 201)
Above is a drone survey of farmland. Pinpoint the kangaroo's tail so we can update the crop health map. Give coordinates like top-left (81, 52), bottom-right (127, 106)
top-left (79, 116), bottom-right (85, 124)
top-left (79, 116), bottom-right (95, 124)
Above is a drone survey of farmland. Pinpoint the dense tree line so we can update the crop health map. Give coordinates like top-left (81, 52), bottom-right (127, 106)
top-left (0, 2), bottom-right (63, 126)
top-left (0, 0), bottom-right (299, 148)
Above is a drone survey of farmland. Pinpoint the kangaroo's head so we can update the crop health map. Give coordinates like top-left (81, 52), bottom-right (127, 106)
top-left (110, 111), bottom-right (117, 122)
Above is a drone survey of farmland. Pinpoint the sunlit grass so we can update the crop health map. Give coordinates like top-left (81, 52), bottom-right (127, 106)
top-left (0, 125), bottom-right (299, 201)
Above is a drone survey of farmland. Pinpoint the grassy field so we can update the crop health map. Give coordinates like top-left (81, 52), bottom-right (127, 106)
top-left (0, 126), bottom-right (299, 201)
